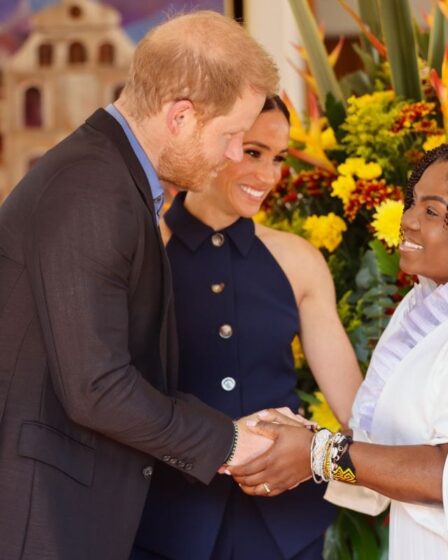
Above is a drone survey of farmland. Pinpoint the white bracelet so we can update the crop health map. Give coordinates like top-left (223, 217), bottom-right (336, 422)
top-left (310, 428), bottom-right (332, 483)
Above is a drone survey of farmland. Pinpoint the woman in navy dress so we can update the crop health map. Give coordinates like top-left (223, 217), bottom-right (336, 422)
top-left (133, 96), bottom-right (362, 559)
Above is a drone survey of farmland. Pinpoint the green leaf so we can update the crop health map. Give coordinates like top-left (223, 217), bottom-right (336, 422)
top-left (369, 239), bottom-right (400, 278)
top-left (325, 93), bottom-right (347, 136)
top-left (363, 284), bottom-right (397, 298)
top-left (363, 302), bottom-right (388, 318)
top-left (288, 0), bottom-right (346, 109)
top-left (356, 250), bottom-right (381, 289)
top-left (352, 43), bottom-right (380, 77)
top-left (340, 70), bottom-right (373, 98)
top-left (428, 4), bottom-right (445, 74)
top-left (378, 0), bottom-right (422, 101)
top-left (358, 0), bottom-right (383, 40)
top-left (343, 510), bottom-right (380, 560)
top-left (414, 20), bottom-right (430, 60)
top-left (297, 389), bottom-right (321, 405)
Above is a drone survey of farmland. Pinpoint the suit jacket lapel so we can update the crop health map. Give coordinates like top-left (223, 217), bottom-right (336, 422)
top-left (85, 109), bottom-right (173, 393)
top-left (85, 109), bottom-right (157, 222)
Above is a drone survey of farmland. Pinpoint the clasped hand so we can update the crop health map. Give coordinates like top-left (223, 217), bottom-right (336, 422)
top-left (221, 408), bottom-right (315, 497)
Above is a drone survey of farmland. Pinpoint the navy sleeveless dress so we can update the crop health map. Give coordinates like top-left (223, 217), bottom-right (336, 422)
top-left (134, 192), bottom-right (335, 559)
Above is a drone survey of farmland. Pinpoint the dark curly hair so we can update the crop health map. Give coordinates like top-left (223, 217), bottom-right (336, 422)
top-left (405, 143), bottom-right (448, 210)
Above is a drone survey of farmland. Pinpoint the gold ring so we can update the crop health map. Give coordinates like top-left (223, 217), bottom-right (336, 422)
top-left (263, 482), bottom-right (271, 494)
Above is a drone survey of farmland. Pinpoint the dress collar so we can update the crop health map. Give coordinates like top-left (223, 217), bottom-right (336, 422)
top-left (164, 192), bottom-right (256, 256)
top-left (352, 278), bottom-right (448, 434)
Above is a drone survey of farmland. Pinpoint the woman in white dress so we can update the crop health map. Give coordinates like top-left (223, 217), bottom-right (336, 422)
top-left (229, 144), bottom-right (448, 559)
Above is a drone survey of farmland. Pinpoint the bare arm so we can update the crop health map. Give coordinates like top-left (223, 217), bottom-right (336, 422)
top-left (351, 440), bottom-right (448, 503)
top-left (297, 247), bottom-right (362, 426)
top-left (230, 414), bottom-right (448, 504)
top-left (257, 226), bottom-right (362, 426)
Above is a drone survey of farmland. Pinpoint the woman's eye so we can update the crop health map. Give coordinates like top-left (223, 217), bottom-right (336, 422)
top-left (245, 149), bottom-right (261, 159)
top-left (274, 155), bottom-right (286, 164)
top-left (426, 206), bottom-right (438, 217)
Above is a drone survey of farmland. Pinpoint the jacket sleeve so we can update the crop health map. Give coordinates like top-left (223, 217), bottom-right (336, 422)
top-left (24, 159), bottom-right (233, 484)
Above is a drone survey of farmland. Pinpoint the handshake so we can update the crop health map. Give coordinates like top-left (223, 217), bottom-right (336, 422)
top-left (220, 408), bottom-right (317, 497)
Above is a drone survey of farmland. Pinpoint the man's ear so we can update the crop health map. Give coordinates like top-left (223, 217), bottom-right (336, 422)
top-left (166, 99), bottom-right (195, 135)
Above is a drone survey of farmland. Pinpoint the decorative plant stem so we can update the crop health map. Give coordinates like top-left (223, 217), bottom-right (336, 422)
top-left (288, 0), bottom-right (346, 109)
top-left (428, 3), bottom-right (445, 75)
top-left (378, 0), bottom-right (422, 100)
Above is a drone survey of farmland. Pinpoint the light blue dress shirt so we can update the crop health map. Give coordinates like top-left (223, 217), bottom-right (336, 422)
top-left (105, 104), bottom-right (164, 223)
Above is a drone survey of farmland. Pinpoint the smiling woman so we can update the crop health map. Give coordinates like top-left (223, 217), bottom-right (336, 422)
top-left (228, 144), bottom-right (448, 560)
top-left (400, 145), bottom-right (448, 284)
top-left (134, 95), bottom-right (363, 560)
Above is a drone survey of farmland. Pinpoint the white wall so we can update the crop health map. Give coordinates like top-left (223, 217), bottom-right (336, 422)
top-left (314, 0), bottom-right (431, 37)
top-left (244, 0), bottom-right (305, 111)
top-left (244, 0), bottom-right (432, 112)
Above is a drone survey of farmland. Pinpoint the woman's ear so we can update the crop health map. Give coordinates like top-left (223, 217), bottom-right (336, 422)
top-left (166, 99), bottom-right (195, 135)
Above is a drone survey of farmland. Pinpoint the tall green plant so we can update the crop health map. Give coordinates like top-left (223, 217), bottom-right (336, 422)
top-left (377, 0), bottom-right (422, 100)
top-left (288, 0), bottom-right (346, 109)
top-left (357, 0), bottom-right (382, 63)
top-left (428, 3), bottom-right (445, 75)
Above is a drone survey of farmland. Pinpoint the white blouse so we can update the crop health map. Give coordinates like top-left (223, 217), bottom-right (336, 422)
top-left (325, 278), bottom-right (448, 559)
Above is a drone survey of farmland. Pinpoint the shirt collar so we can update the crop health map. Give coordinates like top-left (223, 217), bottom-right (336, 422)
top-left (105, 104), bottom-right (164, 218)
top-left (164, 192), bottom-right (256, 257)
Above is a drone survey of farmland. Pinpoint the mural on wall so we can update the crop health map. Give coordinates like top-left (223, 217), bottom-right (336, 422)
top-left (0, 0), bottom-right (225, 199)
top-left (0, 0), bottom-right (225, 58)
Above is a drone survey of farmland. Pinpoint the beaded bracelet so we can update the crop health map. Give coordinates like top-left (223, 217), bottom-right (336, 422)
top-left (310, 428), bottom-right (332, 483)
top-left (310, 429), bottom-right (357, 484)
top-left (332, 435), bottom-right (357, 484)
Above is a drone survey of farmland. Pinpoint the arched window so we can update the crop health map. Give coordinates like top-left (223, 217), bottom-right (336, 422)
top-left (68, 42), bottom-right (87, 64)
top-left (68, 5), bottom-right (82, 19)
top-left (24, 87), bottom-right (42, 128)
top-left (113, 84), bottom-right (124, 101)
top-left (98, 43), bottom-right (115, 65)
top-left (38, 43), bottom-right (53, 67)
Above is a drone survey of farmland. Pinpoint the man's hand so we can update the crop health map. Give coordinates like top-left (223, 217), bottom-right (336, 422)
top-left (219, 407), bottom-right (298, 470)
top-left (224, 413), bottom-right (274, 467)
top-left (228, 409), bottom-right (314, 496)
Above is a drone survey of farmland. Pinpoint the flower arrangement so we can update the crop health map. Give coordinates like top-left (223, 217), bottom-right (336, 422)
top-left (260, 0), bottom-right (448, 557)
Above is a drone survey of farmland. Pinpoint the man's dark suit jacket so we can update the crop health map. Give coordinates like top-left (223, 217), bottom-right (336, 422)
top-left (0, 109), bottom-right (233, 560)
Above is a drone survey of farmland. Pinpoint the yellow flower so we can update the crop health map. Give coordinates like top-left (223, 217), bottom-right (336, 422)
top-left (331, 175), bottom-right (356, 204)
top-left (371, 199), bottom-right (404, 247)
top-left (309, 392), bottom-right (341, 432)
top-left (423, 134), bottom-right (446, 151)
top-left (356, 162), bottom-right (382, 180)
top-left (253, 210), bottom-right (267, 224)
top-left (303, 213), bottom-right (347, 252)
top-left (321, 127), bottom-right (337, 150)
top-left (347, 90), bottom-right (394, 110)
top-left (337, 158), bottom-right (382, 180)
top-left (291, 335), bottom-right (305, 369)
top-left (337, 157), bottom-right (365, 176)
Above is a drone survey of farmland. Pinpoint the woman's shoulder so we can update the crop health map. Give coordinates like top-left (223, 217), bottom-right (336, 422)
top-left (254, 222), bottom-right (330, 304)
top-left (254, 222), bottom-right (325, 267)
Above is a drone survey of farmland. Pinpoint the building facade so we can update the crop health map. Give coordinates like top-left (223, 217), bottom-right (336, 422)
top-left (0, 0), bottom-right (135, 199)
